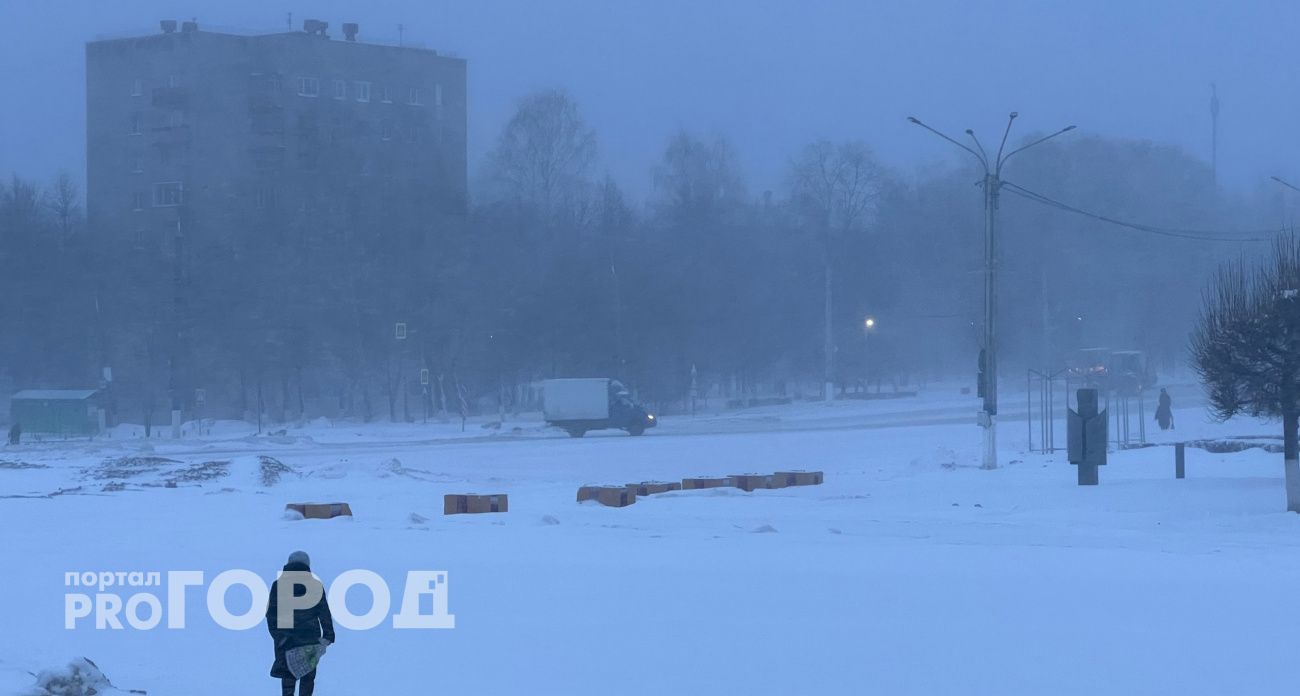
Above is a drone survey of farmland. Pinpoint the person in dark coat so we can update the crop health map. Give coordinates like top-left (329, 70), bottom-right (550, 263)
top-left (1155, 388), bottom-right (1174, 431)
top-left (266, 550), bottom-right (334, 696)
top-left (7, 422), bottom-right (20, 446)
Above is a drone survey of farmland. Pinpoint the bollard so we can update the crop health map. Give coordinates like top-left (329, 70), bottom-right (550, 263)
top-left (1175, 442), bottom-right (1185, 479)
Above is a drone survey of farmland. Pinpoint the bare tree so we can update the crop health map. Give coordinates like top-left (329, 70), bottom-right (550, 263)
top-left (483, 89), bottom-right (597, 221)
top-left (45, 171), bottom-right (80, 238)
top-left (788, 140), bottom-right (884, 399)
top-left (652, 129), bottom-right (746, 223)
top-left (1192, 233), bottom-right (1300, 511)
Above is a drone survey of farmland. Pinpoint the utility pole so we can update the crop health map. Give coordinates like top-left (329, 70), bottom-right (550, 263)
top-left (909, 113), bottom-right (1075, 470)
top-left (823, 223), bottom-right (834, 401)
top-left (1210, 83), bottom-right (1220, 188)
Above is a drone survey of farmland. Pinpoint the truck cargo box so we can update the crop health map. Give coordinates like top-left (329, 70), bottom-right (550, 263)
top-left (542, 379), bottom-right (610, 421)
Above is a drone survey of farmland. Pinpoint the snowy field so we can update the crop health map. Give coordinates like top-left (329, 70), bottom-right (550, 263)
top-left (2, 382), bottom-right (1299, 694)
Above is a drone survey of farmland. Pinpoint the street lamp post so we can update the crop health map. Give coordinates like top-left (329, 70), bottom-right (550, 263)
top-left (863, 316), bottom-right (876, 394)
top-left (908, 113), bottom-right (1075, 470)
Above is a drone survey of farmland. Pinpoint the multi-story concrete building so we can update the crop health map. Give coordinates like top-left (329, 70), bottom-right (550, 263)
top-left (84, 19), bottom-right (467, 421)
top-left (86, 19), bottom-right (467, 249)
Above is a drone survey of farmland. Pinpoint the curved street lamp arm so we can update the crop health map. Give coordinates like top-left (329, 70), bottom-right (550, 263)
top-left (997, 125), bottom-right (1076, 175)
top-left (908, 117), bottom-right (989, 173)
top-left (966, 130), bottom-right (991, 171)
top-left (994, 112), bottom-right (1018, 166)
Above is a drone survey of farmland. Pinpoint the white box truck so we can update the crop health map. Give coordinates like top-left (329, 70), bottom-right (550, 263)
top-left (542, 378), bottom-right (656, 437)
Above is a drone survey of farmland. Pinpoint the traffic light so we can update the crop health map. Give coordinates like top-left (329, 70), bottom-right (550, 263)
top-left (977, 349), bottom-right (987, 399)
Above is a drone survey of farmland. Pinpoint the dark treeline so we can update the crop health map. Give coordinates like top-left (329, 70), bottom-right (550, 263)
top-left (0, 89), bottom-right (1287, 424)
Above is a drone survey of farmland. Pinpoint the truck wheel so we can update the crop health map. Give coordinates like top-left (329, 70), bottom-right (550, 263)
top-left (566, 428), bottom-right (587, 438)
top-left (627, 425), bottom-right (646, 436)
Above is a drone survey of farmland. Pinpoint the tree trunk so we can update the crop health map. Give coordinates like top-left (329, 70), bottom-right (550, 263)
top-left (1286, 411), bottom-right (1300, 513)
top-left (256, 373), bottom-right (264, 435)
top-left (296, 366), bottom-right (305, 417)
top-left (278, 371), bottom-right (290, 423)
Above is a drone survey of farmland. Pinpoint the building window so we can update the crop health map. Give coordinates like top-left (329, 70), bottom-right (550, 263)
top-left (434, 84), bottom-right (443, 107)
top-left (297, 77), bottom-right (320, 97)
top-left (131, 156), bottom-right (144, 174)
top-left (380, 84), bottom-right (391, 103)
top-left (153, 182), bottom-right (183, 207)
top-left (355, 81), bottom-right (370, 102)
top-left (380, 120), bottom-right (394, 141)
top-left (168, 75), bottom-right (178, 88)
top-left (255, 188), bottom-right (276, 210)
top-left (407, 87), bottom-right (421, 105)
top-left (131, 78), bottom-right (143, 97)
top-left (131, 192), bottom-right (147, 211)
top-left (405, 126), bottom-right (421, 144)
top-left (269, 76), bottom-right (281, 93)
top-left (130, 112), bottom-right (143, 135)
top-left (168, 110), bottom-right (184, 128)
top-left (252, 147), bottom-right (283, 171)
top-left (333, 80), bottom-right (346, 100)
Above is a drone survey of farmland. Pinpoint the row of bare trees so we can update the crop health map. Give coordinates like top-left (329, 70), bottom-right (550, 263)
top-left (1, 88), bottom-right (1280, 424)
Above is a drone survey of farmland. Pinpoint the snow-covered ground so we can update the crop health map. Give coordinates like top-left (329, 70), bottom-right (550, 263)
top-left (2, 382), bottom-right (1297, 694)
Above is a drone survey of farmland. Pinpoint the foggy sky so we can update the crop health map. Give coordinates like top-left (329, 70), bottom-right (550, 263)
top-left (2, 0), bottom-right (1298, 199)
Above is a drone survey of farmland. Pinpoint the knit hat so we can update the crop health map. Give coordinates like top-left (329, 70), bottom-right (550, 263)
top-left (287, 550), bottom-right (311, 568)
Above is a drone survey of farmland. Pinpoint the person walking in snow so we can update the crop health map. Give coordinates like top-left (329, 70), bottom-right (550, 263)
top-left (266, 550), bottom-right (335, 696)
top-left (1155, 387), bottom-right (1174, 431)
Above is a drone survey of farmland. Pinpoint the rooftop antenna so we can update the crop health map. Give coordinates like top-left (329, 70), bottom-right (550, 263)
top-left (287, 12), bottom-right (292, 30)
top-left (1210, 82), bottom-right (1220, 187)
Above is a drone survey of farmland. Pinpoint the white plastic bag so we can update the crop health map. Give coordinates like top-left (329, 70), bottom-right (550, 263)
top-left (285, 642), bottom-right (327, 679)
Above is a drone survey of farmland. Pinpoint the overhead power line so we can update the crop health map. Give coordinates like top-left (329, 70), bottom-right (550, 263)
top-left (1001, 181), bottom-right (1278, 243)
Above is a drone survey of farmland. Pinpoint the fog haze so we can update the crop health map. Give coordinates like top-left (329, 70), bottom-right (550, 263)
top-left (3, 0), bottom-right (1298, 195)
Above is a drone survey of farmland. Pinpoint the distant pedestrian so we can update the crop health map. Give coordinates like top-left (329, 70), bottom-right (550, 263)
top-left (7, 422), bottom-right (20, 446)
top-left (1155, 388), bottom-right (1174, 430)
top-left (266, 550), bottom-right (334, 696)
